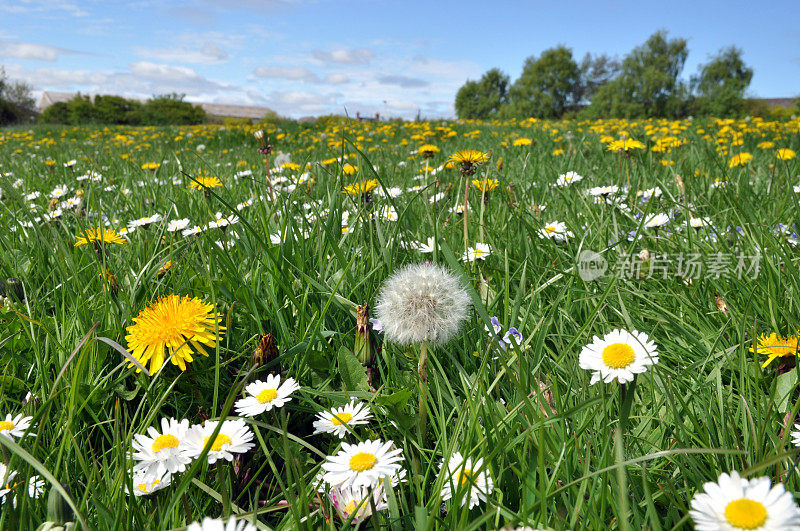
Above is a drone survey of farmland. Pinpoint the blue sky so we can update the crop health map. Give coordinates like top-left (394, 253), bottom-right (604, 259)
top-left (1, 0), bottom-right (798, 118)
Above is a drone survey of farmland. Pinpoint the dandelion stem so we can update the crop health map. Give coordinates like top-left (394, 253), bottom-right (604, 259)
top-left (417, 342), bottom-right (429, 443)
top-left (462, 178), bottom-right (469, 253)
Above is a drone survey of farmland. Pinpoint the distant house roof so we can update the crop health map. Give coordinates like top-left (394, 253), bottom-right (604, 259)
top-left (36, 91), bottom-right (277, 119)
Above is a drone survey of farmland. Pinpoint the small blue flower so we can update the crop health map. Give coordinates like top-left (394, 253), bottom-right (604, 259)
top-left (502, 327), bottom-right (523, 348)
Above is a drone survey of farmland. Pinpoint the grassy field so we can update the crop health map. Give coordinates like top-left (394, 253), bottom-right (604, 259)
top-left (0, 115), bottom-right (799, 530)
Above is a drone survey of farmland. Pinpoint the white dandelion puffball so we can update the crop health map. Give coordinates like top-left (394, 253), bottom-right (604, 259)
top-left (689, 470), bottom-right (800, 530)
top-left (375, 262), bottom-right (471, 345)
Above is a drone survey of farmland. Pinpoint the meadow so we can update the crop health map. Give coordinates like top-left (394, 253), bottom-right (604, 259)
top-left (0, 115), bottom-right (799, 530)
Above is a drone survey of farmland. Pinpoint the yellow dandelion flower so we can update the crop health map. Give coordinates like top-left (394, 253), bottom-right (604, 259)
top-left (728, 152), bottom-right (753, 168)
top-left (552, 148), bottom-right (564, 156)
top-left (776, 148), bottom-right (796, 161)
top-left (418, 144), bottom-right (440, 157)
top-left (75, 228), bottom-right (126, 247)
top-left (141, 162), bottom-right (161, 171)
top-left (607, 139), bottom-right (645, 152)
top-left (750, 333), bottom-right (799, 368)
top-left (757, 141), bottom-right (774, 150)
top-left (342, 179), bottom-right (378, 196)
top-left (472, 179), bottom-right (499, 193)
top-left (449, 150), bottom-right (489, 165)
top-left (125, 295), bottom-right (225, 374)
top-left (513, 138), bottom-right (533, 147)
top-left (342, 163), bottom-right (359, 176)
top-left (189, 176), bottom-right (223, 191)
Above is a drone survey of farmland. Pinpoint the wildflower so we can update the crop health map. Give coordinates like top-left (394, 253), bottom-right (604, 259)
top-left (750, 333), bottom-right (799, 368)
top-left (579, 329), bottom-right (659, 385)
top-left (0, 413), bottom-right (35, 439)
top-left (513, 138), bottom-right (533, 147)
top-left (556, 171), bottom-right (583, 187)
top-left (418, 144), bottom-right (440, 158)
top-left (321, 439), bottom-right (404, 489)
top-left (127, 469), bottom-right (170, 497)
top-left (128, 214), bottom-right (163, 230)
top-left (689, 471), bottom-right (800, 530)
top-left (503, 327), bottom-right (523, 348)
top-left (462, 243), bottom-right (492, 262)
top-left (50, 184), bottom-right (69, 198)
top-left (729, 152), bottom-right (753, 168)
top-left (187, 516), bottom-right (257, 531)
top-left (167, 219), bottom-right (190, 232)
top-left (637, 187), bottom-right (662, 201)
top-left (329, 484), bottom-right (389, 524)
top-left (125, 295), bottom-right (225, 374)
top-left (644, 213), bottom-right (670, 229)
top-left (791, 424), bottom-right (800, 448)
top-left (184, 420), bottom-right (255, 464)
top-left (0, 463), bottom-right (45, 506)
top-left (234, 376), bottom-right (300, 416)
top-left (538, 221), bottom-right (573, 242)
top-left (74, 228), bottom-right (126, 247)
top-left (587, 185), bottom-right (619, 197)
top-left (777, 148), bottom-right (796, 161)
top-left (472, 179), bottom-right (499, 193)
top-left (141, 162), bottom-right (161, 171)
top-left (449, 150), bottom-right (489, 176)
top-left (342, 179), bottom-right (378, 197)
top-left (313, 400), bottom-right (373, 438)
top-left (131, 418), bottom-right (195, 478)
top-left (607, 138), bottom-right (645, 152)
top-left (189, 176), bottom-right (223, 191)
top-left (439, 452), bottom-right (494, 509)
top-left (374, 262), bottom-right (470, 346)
top-left (415, 236), bottom-right (437, 254)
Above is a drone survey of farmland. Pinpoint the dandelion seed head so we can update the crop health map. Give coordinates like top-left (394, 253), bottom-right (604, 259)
top-left (375, 262), bottom-right (470, 345)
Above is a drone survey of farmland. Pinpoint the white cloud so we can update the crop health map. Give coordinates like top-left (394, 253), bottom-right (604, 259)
top-left (323, 73), bottom-right (349, 84)
top-left (377, 74), bottom-right (429, 88)
top-left (0, 41), bottom-right (78, 62)
top-left (312, 47), bottom-right (374, 65)
top-left (128, 61), bottom-right (207, 82)
top-left (134, 43), bottom-right (229, 64)
top-left (253, 66), bottom-right (319, 82)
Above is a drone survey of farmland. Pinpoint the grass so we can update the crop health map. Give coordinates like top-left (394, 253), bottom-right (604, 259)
top-left (0, 116), bottom-right (798, 529)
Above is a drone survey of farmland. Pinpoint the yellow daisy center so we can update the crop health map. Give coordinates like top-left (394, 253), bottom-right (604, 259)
top-left (138, 479), bottom-right (160, 493)
top-left (724, 498), bottom-right (767, 529)
top-left (0, 421), bottom-right (14, 432)
top-left (473, 249), bottom-right (485, 257)
top-left (343, 499), bottom-right (363, 516)
top-left (152, 434), bottom-right (180, 454)
top-left (602, 342), bottom-right (636, 369)
top-left (545, 226), bottom-right (557, 233)
top-left (331, 412), bottom-right (353, 426)
top-left (256, 388), bottom-right (278, 404)
top-left (459, 468), bottom-right (475, 486)
top-left (204, 433), bottom-right (232, 452)
top-left (349, 452), bottom-right (377, 472)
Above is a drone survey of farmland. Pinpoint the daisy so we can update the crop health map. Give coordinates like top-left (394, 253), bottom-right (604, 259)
top-left (131, 417), bottom-right (194, 478)
top-left (329, 484), bottom-right (389, 525)
top-left (578, 329), bottom-right (659, 385)
top-left (234, 375), bottom-right (301, 417)
top-left (184, 419), bottom-right (255, 464)
top-left (556, 171), bottom-right (583, 187)
top-left (127, 469), bottom-right (171, 497)
top-left (791, 424), bottom-right (800, 448)
top-left (321, 439), bottom-right (404, 489)
top-left (689, 470), bottom-right (800, 530)
top-left (588, 185), bottom-right (618, 197)
top-left (439, 452), bottom-right (494, 509)
top-left (462, 243), bottom-right (491, 262)
top-left (313, 400), bottom-right (373, 438)
top-left (416, 236), bottom-right (437, 254)
top-left (538, 221), bottom-right (574, 242)
top-left (187, 516), bottom-right (257, 531)
top-left (644, 213), bottom-right (670, 229)
top-left (167, 218), bottom-right (191, 232)
top-left (0, 413), bottom-right (35, 439)
top-left (0, 463), bottom-right (45, 506)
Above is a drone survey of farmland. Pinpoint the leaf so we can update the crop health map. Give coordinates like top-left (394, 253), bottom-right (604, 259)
top-left (0, 374), bottom-right (26, 393)
top-left (114, 381), bottom-right (140, 401)
top-left (772, 370), bottom-right (798, 414)
top-left (375, 388), bottom-right (413, 409)
top-left (337, 346), bottom-right (368, 392)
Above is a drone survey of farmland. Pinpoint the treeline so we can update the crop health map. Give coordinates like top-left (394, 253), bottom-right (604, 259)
top-left (455, 30), bottom-right (796, 120)
top-left (40, 93), bottom-right (206, 125)
top-left (0, 67), bottom-right (36, 125)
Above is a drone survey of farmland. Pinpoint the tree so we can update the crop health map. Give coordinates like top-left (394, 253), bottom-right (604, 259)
top-left (506, 46), bottom-right (580, 118)
top-left (140, 93), bottom-right (205, 125)
top-left (573, 53), bottom-right (620, 105)
top-left (454, 68), bottom-right (510, 120)
top-left (692, 46), bottom-right (753, 116)
top-left (0, 66), bottom-right (36, 125)
top-left (94, 95), bottom-right (142, 124)
top-left (589, 31), bottom-right (690, 118)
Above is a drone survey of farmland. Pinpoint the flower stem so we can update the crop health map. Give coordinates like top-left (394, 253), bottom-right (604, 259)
top-left (417, 342), bottom-right (429, 443)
